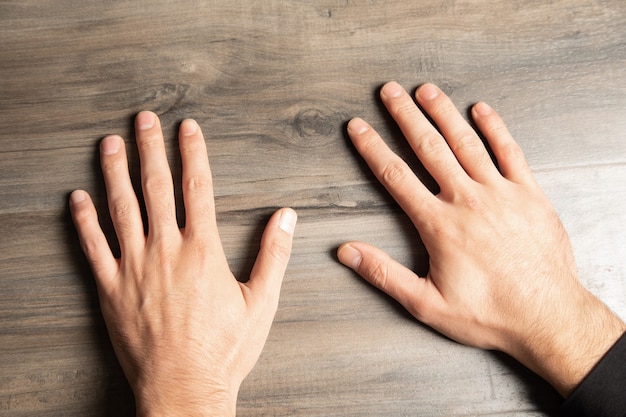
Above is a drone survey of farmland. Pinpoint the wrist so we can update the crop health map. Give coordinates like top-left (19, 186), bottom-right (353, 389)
top-left (506, 286), bottom-right (625, 397)
top-left (134, 380), bottom-right (238, 417)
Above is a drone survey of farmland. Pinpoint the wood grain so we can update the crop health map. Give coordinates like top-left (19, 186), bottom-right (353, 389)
top-left (1, 0), bottom-right (625, 415)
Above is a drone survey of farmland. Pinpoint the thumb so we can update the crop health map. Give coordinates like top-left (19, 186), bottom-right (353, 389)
top-left (247, 208), bottom-right (297, 309)
top-left (337, 241), bottom-right (433, 320)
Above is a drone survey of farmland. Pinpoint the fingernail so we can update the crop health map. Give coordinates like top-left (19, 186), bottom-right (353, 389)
top-left (338, 244), bottom-right (362, 269)
top-left (417, 83), bottom-right (439, 101)
top-left (474, 102), bottom-right (493, 116)
top-left (348, 118), bottom-right (369, 135)
top-left (70, 190), bottom-right (87, 204)
top-left (137, 111), bottom-right (156, 130)
top-left (278, 208), bottom-right (297, 235)
top-left (382, 81), bottom-right (403, 98)
top-left (180, 119), bottom-right (198, 136)
top-left (101, 135), bottom-right (121, 155)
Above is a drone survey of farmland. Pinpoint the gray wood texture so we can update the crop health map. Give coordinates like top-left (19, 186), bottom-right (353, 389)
top-left (1, 0), bottom-right (625, 415)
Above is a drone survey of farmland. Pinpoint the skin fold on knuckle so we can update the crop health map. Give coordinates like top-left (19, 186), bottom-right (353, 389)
top-left (265, 238), bottom-right (291, 265)
top-left (362, 257), bottom-right (390, 290)
top-left (432, 100), bottom-right (457, 119)
top-left (143, 176), bottom-right (173, 197)
top-left (112, 199), bottom-right (133, 218)
top-left (414, 133), bottom-right (445, 158)
top-left (180, 135), bottom-right (203, 154)
top-left (71, 203), bottom-right (93, 225)
top-left (380, 160), bottom-right (408, 188)
top-left (110, 200), bottom-right (137, 233)
top-left (391, 101), bottom-right (419, 120)
top-left (184, 174), bottom-right (213, 196)
top-left (482, 119), bottom-right (506, 137)
top-left (100, 153), bottom-right (125, 176)
top-left (137, 132), bottom-right (163, 151)
top-left (81, 235), bottom-right (105, 260)
top-left (359, 132), bottom-right (383, 155)
top-left (459, 192), bottom-right (487, 214)
top-left (498, 140), bottom-right (525, 165)
top-left (451, 131), bottom-right (484, 156)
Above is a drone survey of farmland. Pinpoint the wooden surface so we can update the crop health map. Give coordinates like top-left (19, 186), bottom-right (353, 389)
top-left (1, 1), bottom-right (625, 415)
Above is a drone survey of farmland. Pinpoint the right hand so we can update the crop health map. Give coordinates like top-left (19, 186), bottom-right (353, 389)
top-left (338, 82), bottom-right (625, 397)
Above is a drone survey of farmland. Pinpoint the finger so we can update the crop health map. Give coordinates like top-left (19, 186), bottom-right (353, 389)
top-left (178, 119), bottom-right (218, 238)
top-left (415, 83), bottom-right (500, 183)
top-left (379, 82), bottom-right (468, 189)
top-left (69, 190), bottom-right (118, 292)
top-left (100, 135), bottom-right (145, 254)
top-left (471, 102), bottom-right (534, 184)
top-left (347, 117), bottom-right (436, 226)
top-left (337, 242), bottom-right (442, 323)
top-left (135, 111), bottom-right (177, 237)
top-left (245, 208), bottom-right (297, 311)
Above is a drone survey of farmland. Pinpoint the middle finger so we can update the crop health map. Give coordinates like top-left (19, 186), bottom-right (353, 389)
top-left (135, 111), bottom-right (178, 238)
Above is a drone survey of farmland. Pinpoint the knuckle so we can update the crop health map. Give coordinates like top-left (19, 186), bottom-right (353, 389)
top-left (100, 155), bottom-right (124, 175)
top-left (266, 239), bottom-right (291, 264)
top-left (137, 133), bottom-right (162, 150)
top-left (180, 135), bottom-right (203, 154)
top-left (415, 133), bottom-right (445, 157)
top-left (421, 205), bottom-right (450, 238)
top-left (184, 174), bottom-right (212, 195)
top-left (484, 120), bottom-right (507, 137)
top-left (361, 133), bottom-right (381, 154)
top-left (393, 102), bottom-right (419, 119)
top-left (458, 192), bottom-right (486, 213)
top-left (143, 176), bottom-right (172, 196)
top-left (381, 160), bottom-right (408, 187)
top-left (81, 236), bottom-right (103, 258)
top-left (110, 200), bottom-right (138, 235)
top-left (363, 258), bottom-right (390, 289)
top-left (72, 204), bottom-right (92, 224)
top-left (500, 140), bottom-right (525, 161)
top-left (430, 99), bottom-right (455, 118)
top-left (111, 199), bottom-right (132, 219)
top-left (452, 132), bottom-right (482, 154)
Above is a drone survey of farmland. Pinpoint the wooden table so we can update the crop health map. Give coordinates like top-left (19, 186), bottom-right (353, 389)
top-left (1, 1), bottom-right (625, 415)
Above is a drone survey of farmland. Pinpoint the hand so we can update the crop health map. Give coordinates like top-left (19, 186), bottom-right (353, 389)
top-left (70, 112), bottom-right (297, 416)
top-left (338, 82), bottom-right (625, 397)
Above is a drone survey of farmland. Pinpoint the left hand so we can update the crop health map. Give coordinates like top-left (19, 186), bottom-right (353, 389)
top-left (70, 111), bottom-right (297, 417)
top-left (337, 82), bottom-right (625, 397)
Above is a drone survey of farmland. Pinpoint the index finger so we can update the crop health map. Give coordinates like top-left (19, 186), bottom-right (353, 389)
top-left (347, 117), bottom-right (438, 226)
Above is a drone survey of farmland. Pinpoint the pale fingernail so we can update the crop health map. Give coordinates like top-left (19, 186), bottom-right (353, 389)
top-left (70, 190), bottom-right (87, 204)
top-left (417, 83), bottom-right (439, 101)
top-left (338, 244), bottom-right (362, 269)
top-left (101, 135), bottom-right (121, 155)
top-left (137, 111), bottom-right (156, 130)
top-left (278, 208), bottom-right (297, 235)
top-left (348, 118), bottom-right (369, 135)
top-left (181, 119), bottom-right (198, 136)
top-left (382, 81), bottom-right (403, 98)
top-left (474, 102), bottom-right (493, 116)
